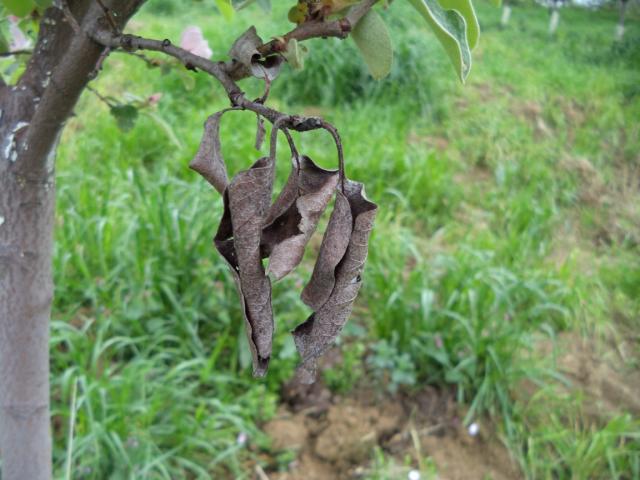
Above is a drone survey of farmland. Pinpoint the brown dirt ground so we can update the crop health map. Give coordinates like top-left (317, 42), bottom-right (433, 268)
top-left (260, 379), bottom-right (521, 480)
top-left (257, 327), bottom-right (640, 480)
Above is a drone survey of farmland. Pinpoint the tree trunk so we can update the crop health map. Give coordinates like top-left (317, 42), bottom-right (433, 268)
top-left (0, 139), bottom-right (56, 480)
top-left (0, 2), bottom-right (144, 478)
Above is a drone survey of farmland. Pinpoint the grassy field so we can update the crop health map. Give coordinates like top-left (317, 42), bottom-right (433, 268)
top-left (51, 1), bottom-right (639, 478)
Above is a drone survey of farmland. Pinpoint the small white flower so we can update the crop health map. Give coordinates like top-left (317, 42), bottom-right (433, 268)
top-left (180, 26), bottom-right (213, 59)
top-left (408, 470), bottom-right (421, 480)
top-left (236, 432), bottom-right (248, 446)
top-left (468, 422), bottom-right (479, 437)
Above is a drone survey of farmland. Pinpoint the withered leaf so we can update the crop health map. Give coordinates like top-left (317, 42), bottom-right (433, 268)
top-left (189, 110), bottom-right (233, 194)
top-left (293, 180), bottom-right (378, 383)
top-left (300, 188), bottom-right (353, 311)
top-left (229, 26), bottom-right (283, 81)
top-left (261, 155), bottom-right (339, 281)
top-left (214, 156), bottom-right (276, 377)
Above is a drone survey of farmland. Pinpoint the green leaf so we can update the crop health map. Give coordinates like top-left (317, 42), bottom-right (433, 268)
top-left (437, 0), bottom-right (480, 50)
top-left (351, 9), bottom-right (393, 80)
top-left (34, 0), bottom-right (52, 12)
top-left (282, 38), bottom-right (308, 70)
top-left (2, 0), bottom-right (35, 17)
top-left (110, 105), bottom-right (139, 132)
top-left (0, 30), bottom-right (9, 54)
top-left (215, 0), bottom-right (235, 20)
top-left (408, 0), bottom-right (473, 83)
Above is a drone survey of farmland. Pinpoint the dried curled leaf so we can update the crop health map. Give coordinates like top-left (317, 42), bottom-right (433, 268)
top-left (214, 157), bottom-right (275, 376)
top-left (261, 155), bottom-right (339, 281)
top-left (300, 188), bottom-right (352, 311)
top-left (190, 110), bottom-right (233, 194)
top-left (293, 180), bottom-right (378, 383)
top-left (229, 26), bottom-right (283, 80)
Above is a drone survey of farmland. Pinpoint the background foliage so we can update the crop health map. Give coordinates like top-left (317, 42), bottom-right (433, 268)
top-left (3, 0), bottom-right (637, 478)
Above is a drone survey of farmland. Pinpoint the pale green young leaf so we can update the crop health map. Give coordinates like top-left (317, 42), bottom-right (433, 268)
top-left (110, 105), bottom-right (139, 132)
top-left (351, 9), bottom-right (393, 80)
top-left (437, 0), bottom-right (480, 50)
top-left (408, 0), bottom-right (472, 83)
top-left (215, 0), bottom-right (235, 20)
top-left (283, 38), bottom-right (308, 70)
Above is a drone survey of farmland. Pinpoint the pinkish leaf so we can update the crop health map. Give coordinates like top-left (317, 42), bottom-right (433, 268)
top-left (147, 92), bottom-right (162, 106)
top-left (180, 25), bottom-right (213, 59)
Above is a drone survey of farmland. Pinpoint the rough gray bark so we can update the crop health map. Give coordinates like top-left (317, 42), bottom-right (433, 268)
top-left (0, 1), bottom-right (144, 478)
top-left (0, 149), bottom-right (56, 480)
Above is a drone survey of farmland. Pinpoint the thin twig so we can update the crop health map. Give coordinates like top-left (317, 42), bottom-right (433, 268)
top-left (113, 50), bottom-right (161, 68)
top-left (90, 30), bottom-right (322, 132)
top-left (283, 129), bottom-right (299, 163)
top-left (89, 46), bottom-right (111, 79)
top-left (95, 0), bottom-right (119, 33)
top-left (320, 121), bottom-right (345, 192)
top-left (86, 84), bottom-right (114, 107)
top-left (89, 0), bottom-right (378, 137)
top-left (0, 50), bottom-right (33, 58)
top-left (255, 64), bottom-right (272, 104)
top-left (257, 0), bottom-right (378, 56)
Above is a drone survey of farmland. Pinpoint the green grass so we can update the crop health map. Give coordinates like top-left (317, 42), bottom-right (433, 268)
top-left (49, 1), bottom-right (640, 478)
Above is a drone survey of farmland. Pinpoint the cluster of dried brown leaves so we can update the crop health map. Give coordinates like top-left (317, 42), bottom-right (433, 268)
top-left (189, 29), bottom-right (376, 383)
top-left (191, 109), bottom-right (376, 383)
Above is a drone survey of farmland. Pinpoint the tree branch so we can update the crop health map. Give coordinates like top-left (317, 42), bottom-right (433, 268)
top-left (89, 0), bottom-right (379, 132)
top-left (257, 0), bottom-right (378, 56)
top-left (90, 31), bottom-right (242, 97)
top-left (7, 0), bottom-right (147, 176)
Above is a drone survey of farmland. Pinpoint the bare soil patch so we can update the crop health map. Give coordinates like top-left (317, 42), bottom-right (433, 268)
top-left (262, 380), bottom-right (521, 480)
